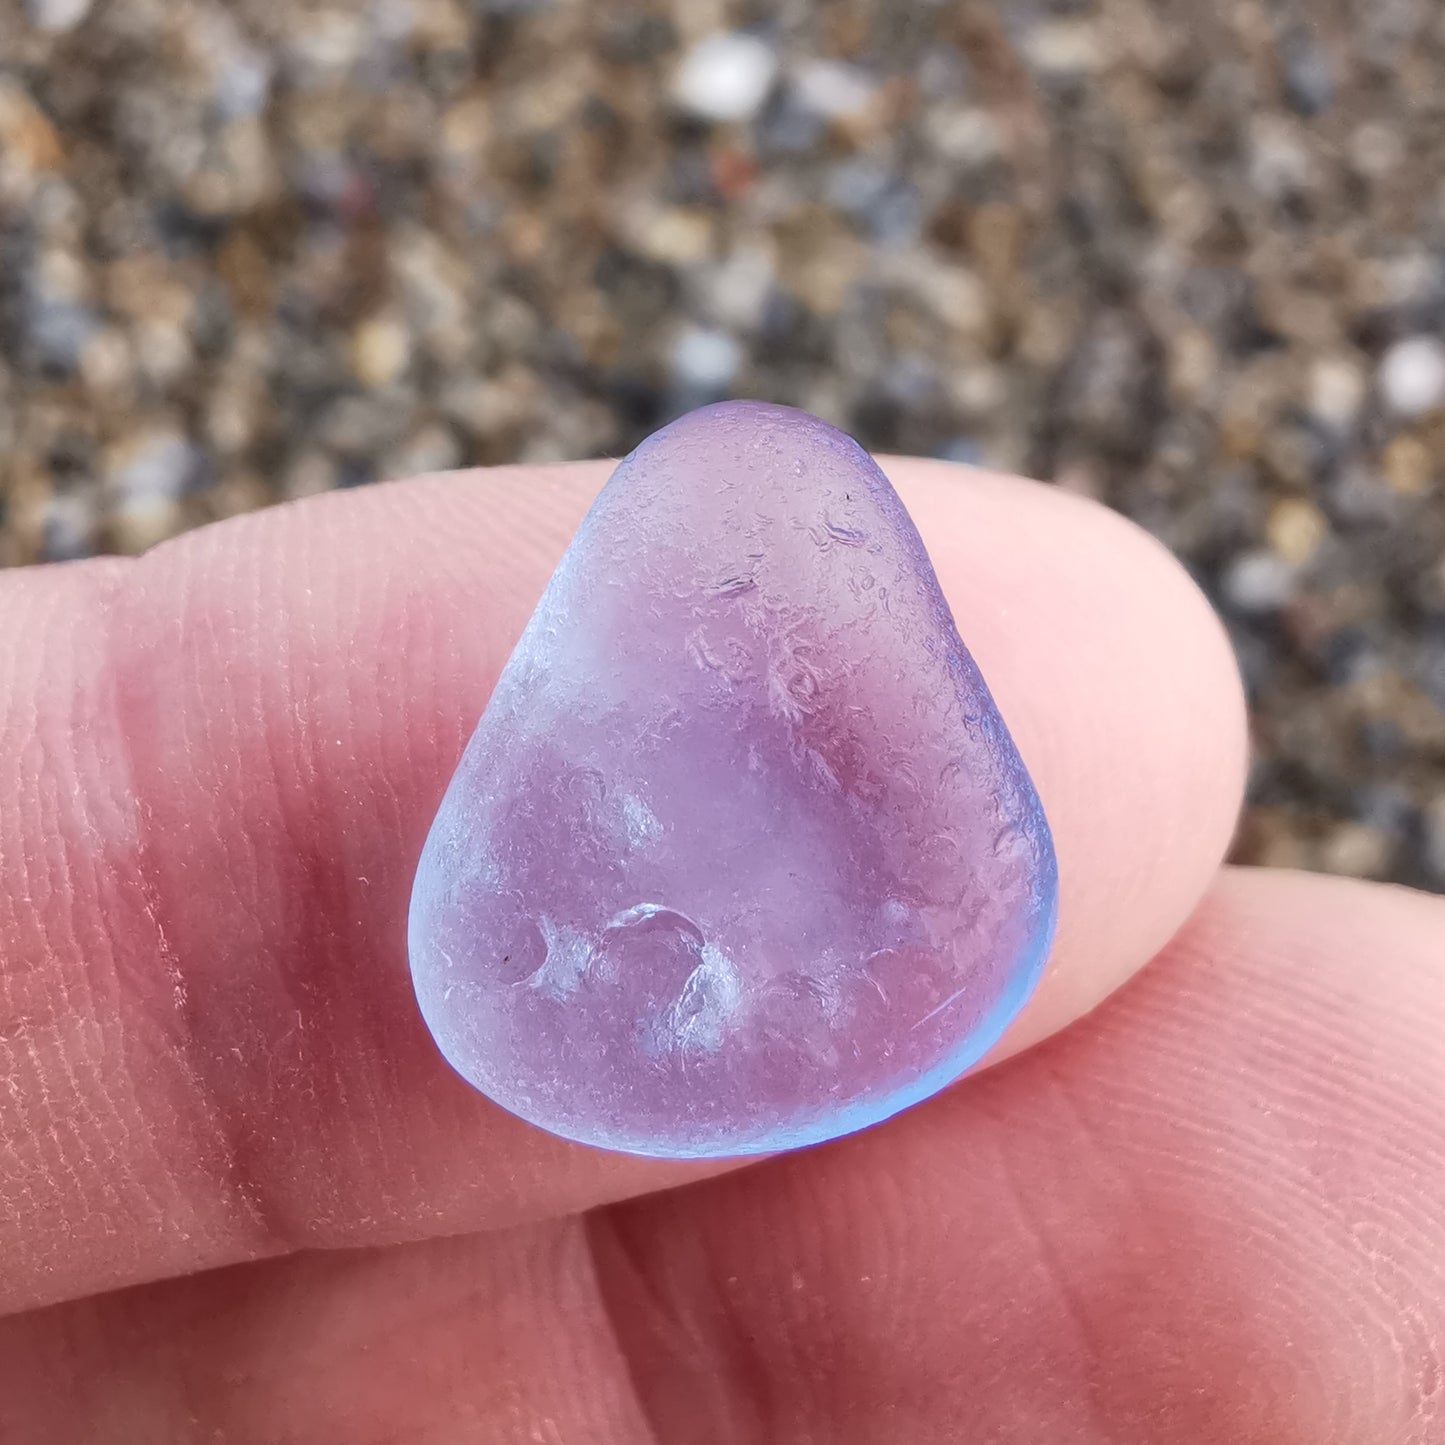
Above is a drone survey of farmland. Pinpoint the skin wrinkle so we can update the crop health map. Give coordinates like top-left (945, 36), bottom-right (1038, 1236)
top-left (242, 536), bottom-right (344, 1205)
top-left (0, 873), bottom-right (1438, 1439)
top-left (108, 546), bottom-right (284, 1260)
top-left (1070, 1023), bottom-right (1407, 1405)
top-left (344, 532), bottom-right (423, 1230)
top-left (589, 1206), bottom-right (775, 1443)
top-left (238, 515), bottom-right (399, 1243)
top-left (124, 508), bottom-right (421, 1254)
top-left (988, 1129), bottom-right (1117, 1440)
top-left (111, 554), bottom-right (277, 1300)
top-left (1043, 1071), bottom-right (1156, 1230)
top-left (369, 660), bottom-right (438, 1226)
top-left (350, 521), bottom-right (434, 1225)
top-left (337, 527), bottom-right (434, 1236)
top-left (2, 567), bottom-right (168, 1292)
top-left (574, 1220), bottom-right (666, 1445)
top-left (21, 763), bottom-right (97, 1215)
top-left (127, 537), bottom-right (285, 1255)
top-left (1171, 879), bottom-right (1445, 1442)
top-left (1, 1219), bottom-right (662, 1443)
top-left (63, 651), bottom-right (180, 1241)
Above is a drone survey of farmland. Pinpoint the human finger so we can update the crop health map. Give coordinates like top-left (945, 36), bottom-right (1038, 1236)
top-left (1, 870), bottom-right (1437, 1444)
top-left (0, 454), bottom-right (1243, 1313)
top-left (589, 868), bottom-right (1445, 1443)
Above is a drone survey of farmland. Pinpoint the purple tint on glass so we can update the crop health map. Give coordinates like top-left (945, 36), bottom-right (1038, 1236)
top-left (409, 402), bottom-right (1057, 1158)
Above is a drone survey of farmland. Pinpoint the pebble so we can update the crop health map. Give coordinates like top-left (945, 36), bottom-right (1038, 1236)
top-left (671, 325), bottom-right (743, 394)
top-left (893, 258), bottom-right (989, 337)
top-left (40, 492), bottom-right (95, 561)
top-left (1278, 29), bottom-right (1335, 116)
top-left (192, 10), bottom-right (276, 120)
top-left (1349, 121), bottom-right (1404, 179)
top-left (318, 393), bottom-right (413, 458)
top-left (1382, 434), bottom-right (1434, 495)
top-left (925, 106), bottom-right (1002, 167)
top-left (1318, 821), bottom-right (1393, 879)
top-left (633, 207), bottom-right (714, 267)
top-left (0, 82), bottom-right (65, 178)
top-left (790, 59), bottom-right (878, 121)
top-left (282, 449), bottom-right (340, 501)
top-left (25, 296), bottom-right (97, 373)
top-left (214, 53), bottom-right (274, 123)
top-left (381, 423), bottom-right (463, 481)
top-left (1356, 784), bottom-right (1415, 833)
top-left (827, 159), bottom-right (891, 218)
top-left (285, 11), bottom-right (367, 86)
top-left (110, 495), bottom-right (183, 556)
top-left (695, 245), bottom-right (776, 332)
top-left (1425, 794), bottom-right (1445, 885)
top-left (1223, 550), bottom-right (1296, 614)
top-left (917, 46), bottom-right (968, 100)
top-left (351, 314), bottom-right (412, 388)
top-left (936, 437), bottom-right (984, 467)
top-left (1022, 19), bottom-right (1105, 77)
top-left (1378, 336), bottom-right (1445, 418)
top-left (672, 33), bottom-right (779, 124)
top-left (755, 93), bottom-right (825, 156)
top-left (826, 161), bottom-right (921, 244)
top-left (599, 14), bottom-right (676, 65)
top-left (1248, 117), bottom-right (1316, 202)
top-left (107, 431), bottom-right (204, 503)
top-left (205, 380), bottom-right (257, 456)
top-left (78, 328), bottom-right (134, 400)
top-left (1307, 354), bottom-right (1367, 431)
top-left (134, 319), bottom-right (194, 388)
top-left (24, 0), bottom-right (91, 33)
top-left (1266, 497), bottom-right (1329, 567)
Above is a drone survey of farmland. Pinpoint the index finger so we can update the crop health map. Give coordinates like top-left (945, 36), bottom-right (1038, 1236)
top-left (0, 456), bottom-right (1245, 1313)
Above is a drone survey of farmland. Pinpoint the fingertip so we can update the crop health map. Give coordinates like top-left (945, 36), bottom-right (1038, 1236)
top-left (888, 461), bottom-right (1247, 1056)
top-left (0, 446), bottom-right (1251, 1312)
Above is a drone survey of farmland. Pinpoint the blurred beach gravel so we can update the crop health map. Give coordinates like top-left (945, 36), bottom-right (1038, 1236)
top-left (1, 0), bottom-right (1443, 888)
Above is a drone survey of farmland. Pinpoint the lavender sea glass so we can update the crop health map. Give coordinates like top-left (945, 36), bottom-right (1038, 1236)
top-left (409, 402), bottom-right (1057, 1158)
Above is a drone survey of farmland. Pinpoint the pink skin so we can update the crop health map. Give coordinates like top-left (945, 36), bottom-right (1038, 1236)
top-left (1, 458), bottom-right (1441, 1442)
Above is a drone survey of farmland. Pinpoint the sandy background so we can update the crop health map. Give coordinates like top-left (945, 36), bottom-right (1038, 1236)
top-left (1, 0), bottom-right (1443, 889)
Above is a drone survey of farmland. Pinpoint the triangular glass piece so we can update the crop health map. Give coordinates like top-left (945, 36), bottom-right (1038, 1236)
top-left (410, 403), bottom-right (1057, 1158)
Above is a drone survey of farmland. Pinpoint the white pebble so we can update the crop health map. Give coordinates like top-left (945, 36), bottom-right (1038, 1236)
top-left (672, 326), bottom-right (743, 392)
top-left (673, 33), bottom-right (779, 123)
top-left (925, 105), bottom-right (1002, 167)
top-left (110, 432), bottom-right (201, 502)
top-left (1378, 335), bottom-right (1445, 418)
top-left (1307, 354), bottom-right (1366, 430)
top-left (1223, 550), bottom-right (1296, 614)
top-left (1022, 19), bottom-right (1103, 76)
top-left (25, 0), bottom-right (91, 33)
top-left (791, 59), bottom-right (877, 120)
top-left (1248, 118), bottom-right (1315, 201)
top-left (41, 492), bottom-right (95, 560)
top-left (215, 53), bottom-right (274, 121)
top-left (286, 10), bottom-right (366, 84)
top-left (697, 245), bottom-right (775, 332)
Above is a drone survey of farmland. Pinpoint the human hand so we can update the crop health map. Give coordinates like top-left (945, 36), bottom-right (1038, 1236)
top-left (0, 460), bottom-right (1440, 1443)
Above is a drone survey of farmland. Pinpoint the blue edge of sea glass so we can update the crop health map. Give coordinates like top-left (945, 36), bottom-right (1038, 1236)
top-left (604, 843), bottom-right (1057, 1161)
top-left (416, 832), bottom-right (1060, 1162)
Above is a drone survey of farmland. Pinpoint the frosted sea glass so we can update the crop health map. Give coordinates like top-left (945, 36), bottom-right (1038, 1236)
top-left (409, 402), bottom-right (1057, 1158)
